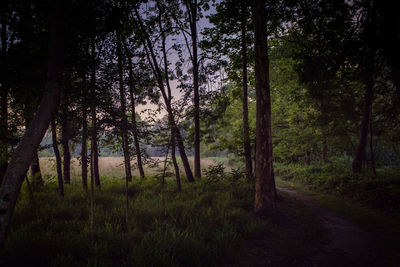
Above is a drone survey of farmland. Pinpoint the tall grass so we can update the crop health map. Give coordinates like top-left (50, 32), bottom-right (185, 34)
top-left (1, 172), bottom-right (322, 267)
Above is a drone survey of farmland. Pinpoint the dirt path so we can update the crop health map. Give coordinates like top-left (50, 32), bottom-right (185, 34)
top-left (278, 187), bottom-right (388, 267)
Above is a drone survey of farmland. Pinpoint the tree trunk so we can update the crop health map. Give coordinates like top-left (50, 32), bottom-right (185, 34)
top-left (187, 0), bottom-right (201, 179)
top-left (51, 119), bottom-right (64, 197)
top-left (253, 0), bottom-right (277, 213)
top-left (0, 0), bottom-right (64, 249)
top-left (133, 6), bottom-right (194, 182)
top-left (369, 117), bottom-right (376, 175)
top-left (352, 0), bottom-right (376, 174)
top-left (116, 31), bottom-right (132, 182)
top-left (171, 134), bottom-right (181, 192)
top-left (129, 90), bottom-right (145, 179)
top-left (81, 75), bottom-right (88, 190)
top-left (30, 152), bottom-right (42, 186)
top-left (90, 40), bottom-right (100, 188)
top-left (322, 136), bottom-right (328, 163)
top-left (0, 22), bottom-right (9, 184)
top-left (241, 1), bottom-right (253, 179)
top-left (61, 113), bottom-right (71, 184)
top-left (24, 109), bottom-right (43, 186)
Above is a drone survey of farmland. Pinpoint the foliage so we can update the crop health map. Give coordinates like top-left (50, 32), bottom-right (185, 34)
top-left (275, 157), bottom-right (400, 213)
top-left (1, 175), bottom-right (323, 266)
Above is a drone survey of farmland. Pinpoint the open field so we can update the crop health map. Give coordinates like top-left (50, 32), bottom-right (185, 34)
top-left (39, 157), bottom-right (226, 182)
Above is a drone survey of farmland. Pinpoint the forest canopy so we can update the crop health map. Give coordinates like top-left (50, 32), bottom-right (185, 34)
top-left (0, 0), bottom-right (399, 265)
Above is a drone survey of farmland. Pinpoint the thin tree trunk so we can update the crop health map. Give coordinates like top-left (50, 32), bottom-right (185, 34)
top-left (133, 6), bottom-right (194, 182)
top-left (241, 1), bottom-right (252, 179)
top-left (124, 44), bottom-right (145, 179)
top-left (90, 40), bottom-right (100, 188)
top-left (0, 0), bottom-right (64, 248)
top-left (61, 113), bottom-right (71, 184)
top-left (171, 134), bottom-right (181, 192)
top-left (81, 75), bottom-right (88, 190)
top-left (90, 144), bottom-right (95, 241)
top-left (187, 0), bottom-right (201, 179)
top-left (51, 119), bottom-right (64, 197)
top-left (253, 0), bottom-right (277, 213)
top-left (322, 136), bottom-right (328, 163)
top-left (129, 89), bottom-right (145, 179)
top-left (116, 31), bottom-right (132, 182)
top-left (155, 3), bottom-right (182, 187)
top-left (369, 117), bottom-right (376, 175)
top-left (30, 152), bottom-right (42, 186)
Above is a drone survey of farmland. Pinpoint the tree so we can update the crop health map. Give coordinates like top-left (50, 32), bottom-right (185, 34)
top-left (132, 3), bottom-right (195, 182)
top-left (253, 0), bottom-right (277, 213)
top-left (0, 0), bottom-right (64, 249)
top-left (51, 119), bottom-right (64, 197)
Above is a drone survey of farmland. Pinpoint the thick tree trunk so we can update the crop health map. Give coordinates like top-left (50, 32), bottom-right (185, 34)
top-left (253, 0), bottom-right (277, 213)
top-left (81, 76), bottom-right (88, 190)
top-left (51, 119), bottom-right (64, 197)
top-left (241, 2), bottom-right (253, 179)
top-left (24, 109), bottom-right (43, 186)
top-left (90, 40), bottom-right (100, 188)
top-left (116, 32), bottom-right (132, 182)
top-left (352, 0), bottom-right (376, 174)
top-left (0, 22), bottom-right (9, 184)
top-left (134, 6), bottom-right (194, 182)
top-left (0, 0), bottom-right (64, 249)
top-left (61, 114), bottom-right (71, 184)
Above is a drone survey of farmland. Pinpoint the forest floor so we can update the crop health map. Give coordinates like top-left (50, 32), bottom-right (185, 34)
top-left (1, 159), bottom-right (399, 266)
top-left (241, 178), bottom-right (400, 267)
top-left (277, 187), bottom-right (387, 267)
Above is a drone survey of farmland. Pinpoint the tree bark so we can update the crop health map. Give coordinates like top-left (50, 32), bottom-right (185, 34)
top-left (0, 0), bottom-right (64, 249)
top-left (253, 0), bottom-right (277, 213)
top-left (129, 89), bottom-right (145, 179)
top-left (171, 134), bottom-right (181, 192)
top-left (61, 113), bottom-right (71, 184)
top-left (133, 6), bottom-right (195, 182)
top-left (352, 0), bottom-right (376, 174)
top-left (241, 1), bottom-right (253, 179)
top-left (322, 136), bottom-right (328, 163)
top-left (0, 22), bottom-right (9, 184)
top-left (124, 46), bottom-right (145, 179)
top-left (51, 119), bottom-right (64, 197)
top-left (30, 152), bottom-right (42, 186)
top-left (117, 32), bottom-right (132, 182)
top-left (90, 40), bottom-right (100, 188)
top-left (186, 0), bottom-right (201, 179)
top-left (155, 2), bottom-right (183, 186)
top-left (81, 74), bottom-right (88, 190)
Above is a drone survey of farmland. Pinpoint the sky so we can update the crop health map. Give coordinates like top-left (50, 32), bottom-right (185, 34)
top-left (135, 2), bottom-right (218, 120)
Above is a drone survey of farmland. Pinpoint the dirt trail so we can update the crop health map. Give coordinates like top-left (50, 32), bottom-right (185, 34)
top-left (278, 187), bottom-right (387, 267)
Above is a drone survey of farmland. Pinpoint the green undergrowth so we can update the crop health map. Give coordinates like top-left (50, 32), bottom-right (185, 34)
top-left (1, 175), bottom-right (323, 267)
top-left (275, 157), bottom-right (400, 213)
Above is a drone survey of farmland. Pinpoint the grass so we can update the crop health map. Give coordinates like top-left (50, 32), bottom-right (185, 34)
top-left (274, 157), bottom-right (400, 213)
top-left (1, 172), bottom-right (323, 267)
